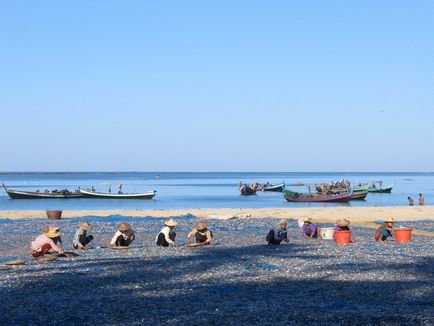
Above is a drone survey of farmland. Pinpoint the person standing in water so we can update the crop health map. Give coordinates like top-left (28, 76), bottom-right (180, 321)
top-left (408, 196), bottom-right (414, 206)
top-left (418, 193), bottom-right (425, 205)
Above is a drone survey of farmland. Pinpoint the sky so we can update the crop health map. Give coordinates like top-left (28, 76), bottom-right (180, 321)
top-left (0, 1), bottom-right (433, 172)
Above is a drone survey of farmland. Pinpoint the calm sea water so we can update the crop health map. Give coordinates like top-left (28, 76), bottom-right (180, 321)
top-left (0, 172), bottom-right (432, 210)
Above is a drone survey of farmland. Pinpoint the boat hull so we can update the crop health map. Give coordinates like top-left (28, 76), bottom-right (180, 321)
top-left (350, 189), bottom-right (368, 200)
top-left (3, 186), bottom-right (82, 199)
top-left (283, 190), bottom-right (352, 203)
top-left (368, 185), bottom-right (393, 193)
top-left (79, 189), bottom-right (156, 199)
top-left (262, 183), bottom-right (285, 192)
top-left (240, 186), bottom-right (257, 196)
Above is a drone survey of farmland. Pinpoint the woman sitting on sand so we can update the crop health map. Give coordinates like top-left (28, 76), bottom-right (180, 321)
top-left (374, 217), bottom-right (394, 242)
top-left (156, 219), bottom-right (178, 247)
top-left (187, 221), bottom-right (213, 247)
top-left (266, 219), bottom-right (289, 245)
top-left (73, 221), bottom-right (94, 250)
top-left (31, 225), bottom-right (64, 257)
top-left (334, 218), bottom-right (354, 242)
top-left (109, 223), bottom-right (135, 247)
top-left (301, 217), bottom-right (321, 239)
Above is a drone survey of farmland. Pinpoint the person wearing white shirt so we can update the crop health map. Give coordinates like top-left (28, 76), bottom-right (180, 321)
top-left (156, 219), bottom-right (177, 247)
top-left (109, 223), bottom-right (135, 247)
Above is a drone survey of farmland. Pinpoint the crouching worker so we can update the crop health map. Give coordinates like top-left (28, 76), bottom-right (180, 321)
top-left (334, 218), bottom-right (354, 242)
top-left (301, 217), bottom-right (321, 239)
top-left (266, 219), bottom-right (289, 245)
top-left (73, 221), bottom-right (94, 250)
top-left (109, 223), bottom-right (135, 247)
top-left (374, 217), bottom-right (394, 242)
top-left (156, 219), bottom-right (178, 247)
top-left (187, 221), bottom-right (213, 247)
top-left (31, 225), bottom-right (64, 257)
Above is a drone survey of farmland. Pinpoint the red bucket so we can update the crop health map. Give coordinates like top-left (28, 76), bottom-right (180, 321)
top-left (394, 228), bottom-right (412, 243)
top-left (334, 230), bottom-right (352, 244)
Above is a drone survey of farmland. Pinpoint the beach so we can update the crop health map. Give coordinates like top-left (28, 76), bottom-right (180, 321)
top-left (2, 205), bottom-right (434, 222)
top-left (0, 208), bottom-right (433, 325)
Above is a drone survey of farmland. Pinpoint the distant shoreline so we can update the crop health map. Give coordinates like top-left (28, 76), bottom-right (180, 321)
top-left (1, 206), bottom-right (433, 223)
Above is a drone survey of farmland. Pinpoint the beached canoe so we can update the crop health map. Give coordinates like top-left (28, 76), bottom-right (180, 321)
top-left (283, 189), bottom-right (352, 203)
top-left (79, 188), bottom-right (157, 199)
top-left (239, 185), bottom-right (257, 196)
top-left (262, 183), bottom-right (285, 192)
top-left (2, 184), bottom-right (83, 199)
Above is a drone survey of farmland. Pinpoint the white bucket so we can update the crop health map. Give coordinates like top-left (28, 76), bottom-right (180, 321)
top-left (297, 217), bottom-right (305, 228)
top-left (320, 227), bottom-right (335, 240)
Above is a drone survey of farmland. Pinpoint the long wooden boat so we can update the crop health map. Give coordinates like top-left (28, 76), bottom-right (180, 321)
top-left (283, 189), bottom-right (352, 203)
top-left (350, 189), bottom-right (368, 200)
top-left (368, 182), bottom-right (394, 193)
top-left (262, 183), bottom-right (285, 192)
top-left (2, 184), bottom-right (82, 199)
top-left (79, 188), bottom-right (157, 199)
top-left (239, 185), bottom-right (257, 196)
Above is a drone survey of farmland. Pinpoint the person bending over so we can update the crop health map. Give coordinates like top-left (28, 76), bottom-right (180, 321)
top-left (156, 219), bottom-right (178, 247)
top-left (374, 217), bottom-right (395, 242)
top-left (31, 225), bottom-right (64, 257)
top-left (73, 221), bottom-right (94, 250)
top-left (110, 223), bottom-right (135, 247)
top-left (301, 217), bottom-right (321, 239)
top-left (266, 219), bottom-right (289, 245)
top-left (187, 221), bottom-right (213, 247)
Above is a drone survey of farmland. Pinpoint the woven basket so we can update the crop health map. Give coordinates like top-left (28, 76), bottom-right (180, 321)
top-left (46, 210), bottom-right (62, 219)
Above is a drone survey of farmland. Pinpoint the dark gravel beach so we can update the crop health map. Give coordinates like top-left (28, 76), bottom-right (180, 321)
top-left (0, 216), bottom-right (433, 325)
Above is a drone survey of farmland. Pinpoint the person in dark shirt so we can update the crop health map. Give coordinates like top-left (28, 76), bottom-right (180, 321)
top-left (266, 219), bottom-right (289, 245)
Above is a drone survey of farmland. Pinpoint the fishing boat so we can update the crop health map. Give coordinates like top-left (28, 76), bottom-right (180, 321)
top-left (79, 188), bottom-right (157, 199)
top-left (368, 181), bottom-right (394, 193)
top-left (2, 184), bottom-right (82, 199)
top-left (239, 184), bottom-right (257, 196)
top-left (262, 183), bottom-right (285, 192)
top-left (283, 189), bottom-right (352, 203)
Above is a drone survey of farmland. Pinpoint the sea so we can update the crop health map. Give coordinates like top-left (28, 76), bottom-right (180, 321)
top-left (0, 172), bottom-right (432, 210)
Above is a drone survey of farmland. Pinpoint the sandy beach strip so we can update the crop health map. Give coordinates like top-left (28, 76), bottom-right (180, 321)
top-left (1, 206), bottom-right (433, 222)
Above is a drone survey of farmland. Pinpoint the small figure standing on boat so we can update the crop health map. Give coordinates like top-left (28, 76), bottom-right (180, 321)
top-left (156, 219), bottom-right (178, 247)
top-left (266, 219), bottom-right (289, 245)
top-left (73, 222), bottom-right (94, 250)
top-left (187, 221), bottom-right (213, 247)
top-left (110, 223), bottom-right (135, 247)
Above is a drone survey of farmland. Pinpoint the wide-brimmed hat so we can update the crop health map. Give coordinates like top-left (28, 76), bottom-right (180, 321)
top-left (117, 223), bottom-right (131, 232)
top-left (336, 218), bottom-right (350, 227)
top-left (385, 217), bottom-right (395, 223)
top-left (195, 220), bottom-right (208, 231)
top-left (303, 217), bottom-right (312, 223)
top-left (164, 219), bottom-right (177, 227)
top-left (80, 221), bottom-right (92, 231)
top-left (45, 227), bottom-right (61, 238)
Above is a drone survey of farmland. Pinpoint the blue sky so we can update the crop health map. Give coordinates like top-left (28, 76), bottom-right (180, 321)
top-left (0, 1), bottom-right (433, 172)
